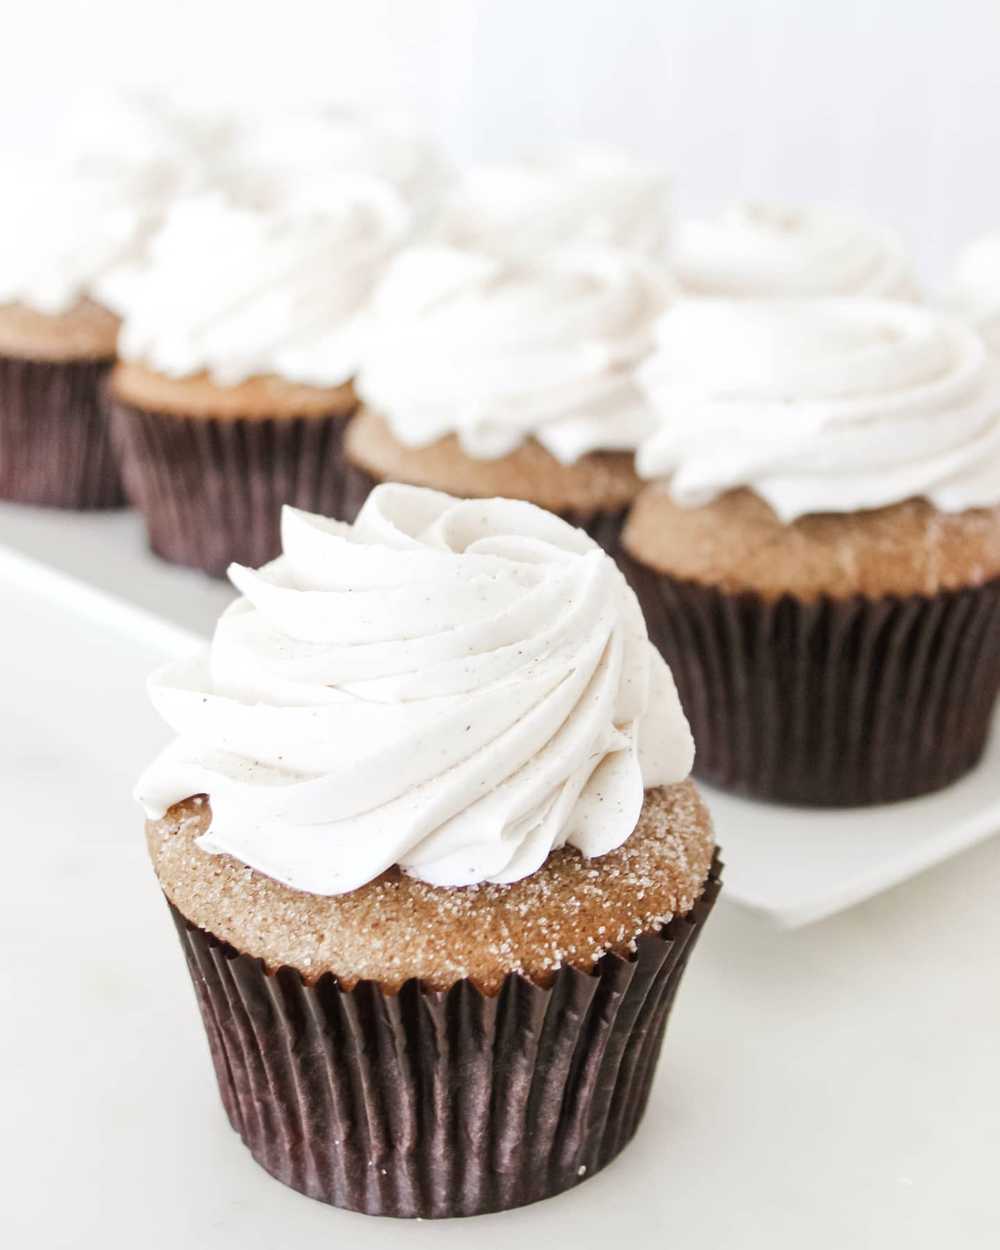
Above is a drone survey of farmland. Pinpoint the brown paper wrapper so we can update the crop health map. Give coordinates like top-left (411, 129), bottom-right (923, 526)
top-left (623, 556), bottom-right (1000, 805)
top-left (169, 854), bottom-right (721, 1219)
top-left (109, 400), bottom-right (362, 576)
top-left (0, 353), bottom-right (123, 508)
top-left (342, 460), bottom-right (628, 557)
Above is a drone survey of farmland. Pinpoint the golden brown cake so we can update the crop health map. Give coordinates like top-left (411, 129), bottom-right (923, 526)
top-left (0, 299), bottom-right (120, 362)
top-left (345, 407), bottom-right (642, 552)
top-left (110, 361), bottom-right (356, 421)
top-left (149, 782), bottom-right (715, 994)
top-left (624, 486), bottom-right (1000, 601)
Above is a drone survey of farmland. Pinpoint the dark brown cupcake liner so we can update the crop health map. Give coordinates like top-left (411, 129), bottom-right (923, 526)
top-left (110, 400), bottom-right (361, 577)
top-left (0, 353), bottom-right (124, 508)
top-left (342, 460), bottom-right (628, 557)
top-left (168, 854), bottom-right (721, 1219)
top-left (622, 556), bottom-right (1000, 806)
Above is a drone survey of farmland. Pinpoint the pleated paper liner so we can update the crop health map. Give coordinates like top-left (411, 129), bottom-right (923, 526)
top-left (169, 854), bottom-right (721, 1220)
top-left (0, 353), bottom-right (124, 508)
top-left (341, 460), bottom-right (629, 558)
top-left (109, 400), bottom-right (365, 577)
top-left (622, 555), bottom-right (1000, 806)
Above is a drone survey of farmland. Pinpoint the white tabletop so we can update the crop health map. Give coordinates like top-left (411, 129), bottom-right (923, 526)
top-left (2, 526), bottom-right (997, 1249)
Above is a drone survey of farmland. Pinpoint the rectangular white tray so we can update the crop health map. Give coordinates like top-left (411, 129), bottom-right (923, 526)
top-left (3, 502), bottom-right (998, 928)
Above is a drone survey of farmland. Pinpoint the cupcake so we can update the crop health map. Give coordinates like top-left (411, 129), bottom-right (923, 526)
top-left (348, 244), bottom-right (671, 553)
top-left (135, 483), bottom-right (720, 1218)
top-left (0, 92), bottom-right (227, 509)
top-left (945, 231), bottom-right (1000, 353)
top-left (623, 299), bottom-right (1000, 806)
top-left (109, 184), bottom-right (411, 575)
top-left (674, 201), bottom-right (918, 299)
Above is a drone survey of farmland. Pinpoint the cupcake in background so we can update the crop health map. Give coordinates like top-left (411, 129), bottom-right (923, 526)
top-left (109, 180), bottom-right (411, 575)
top-left (623, 298), bottom-right (1000, 806)
top-left (0, 92), bottom-right (218, 508)
top-left (674, 201), bottom-right (918, 299)
top-left (350, 242), bottom-right (671, 553)
top-left (137, 483), bottom-right (720, 1217)
top-left (945, 231), bottom-right (1000, 353)
top-left (437, 148), bottom-right (672, 264)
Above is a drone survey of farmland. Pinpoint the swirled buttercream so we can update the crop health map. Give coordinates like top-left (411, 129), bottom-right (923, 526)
top-left (224, 102), bottom-right (449, 223)
top-left (115, 186), bottom-right (411, 387)
top-left (636, 299), bottom-right (1000, 520)
top-left (135, 484), bottom-right (694, 893)
top-left (946, 232), bottom-right (1000, 354)
top-left (357, 244), bottom-right (669, 463)
top-left (675, 202), bottom-right (917, 299)
top-left (0, 90), bottom-right (230, 316)
top-left (438, 149), bottom-right (671, 262)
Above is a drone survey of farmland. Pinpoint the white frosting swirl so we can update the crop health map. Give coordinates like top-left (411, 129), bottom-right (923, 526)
top-left (636, 299), bottom-right (1000, 520)
top-left (357, 244), bottom-right (670, 463)
top-left (0, 91), bottom-right (223, 315)
top-left (135, 485), bottom-right (693, 894)
top-left (438, 149), bottom-right (671, 262)
top-left (675, 202), bottom-right (917, 299)
top-left (946, 232), bottom-right (1000, 354)
top-left (224, 102), bottom-right (449, 224)
top-left (0, 169), bottom-right (151, 316)
top-left (115, 187), bottom-right (411, 387)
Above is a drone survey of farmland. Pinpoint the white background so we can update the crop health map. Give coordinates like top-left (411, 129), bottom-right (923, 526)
top-left (1, 0), bottom-right (999, 275)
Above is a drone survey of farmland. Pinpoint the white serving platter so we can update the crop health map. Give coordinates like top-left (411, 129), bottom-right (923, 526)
top-left (2, 502), bottom-right (998, 929)
top-left (2, 537), bottom-right (998, 1249)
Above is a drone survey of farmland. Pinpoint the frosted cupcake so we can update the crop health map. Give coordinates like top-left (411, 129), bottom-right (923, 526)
top-left (945, 231), bottom-right (1000, 353)
top-left (674, 201), bottom-right (917, 299)
top-left (349, 244), bottom-right (670, 552)
top-left (0, 95), bottom-right (214, 508)
top-left (136, 483), bottom-right (720, 1218)
top-left (623, 299), bottom-right (1000, 805)
top-left (109, 184), bottom-right (410, 575)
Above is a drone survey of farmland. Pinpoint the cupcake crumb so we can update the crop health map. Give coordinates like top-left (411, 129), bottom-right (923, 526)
top-left (148, 781), bottom-right (715, 994)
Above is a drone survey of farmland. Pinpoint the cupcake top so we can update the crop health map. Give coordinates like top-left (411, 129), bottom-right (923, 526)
top-left (0, 170), bottom-right (151, 317)
top-left (357, 244), bottom-right (669, 463)
top-left (946, 231), bottom-right (1000, 353)
top-left (113, 185), bottom-right (411, 388)
top-left (224, 101), bottom-right (449, 224)
top-left (0, 88), bottom-right (232, 317)
top-left (437, 149), bottom-right (672, 262)
top-left (636, 299), bottom-right (1000, 521)
top-left (136, 484), bottom-right (694, 895)
top-left (674, 202), bottom-right (917, 299)
top-left (0, 91), bottom-right (226, 317)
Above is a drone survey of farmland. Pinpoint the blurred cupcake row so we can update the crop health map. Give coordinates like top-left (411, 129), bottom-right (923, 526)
top-left (2, 91), bottom-right (998, 812)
